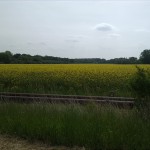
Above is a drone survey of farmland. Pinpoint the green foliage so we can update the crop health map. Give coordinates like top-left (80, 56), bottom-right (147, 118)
top-left (0, 51), bottom-right (13, 64)
top-left (131, 66), bottom-right (150, 98)
top-left (140, 49), bottom-right (150, 64)
top-left (130, 66), bottom-right (150, 119)
top-left (0, 103), bottom-right (150, 149)
top-left (0, 50), bottom-right (140, 64)
top-left (1, 49), bottom-right (150, 64)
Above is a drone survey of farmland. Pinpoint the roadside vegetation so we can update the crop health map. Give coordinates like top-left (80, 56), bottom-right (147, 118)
top-left (0, 103), bottom-right (150, 150)
top-left (130, 66), bottom-right (150, 119)
top-left (0, 63), bottom-right (150, 149)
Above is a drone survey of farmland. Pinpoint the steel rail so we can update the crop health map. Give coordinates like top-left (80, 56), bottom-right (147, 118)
top-left (0, 92), bottom-right (135, 108)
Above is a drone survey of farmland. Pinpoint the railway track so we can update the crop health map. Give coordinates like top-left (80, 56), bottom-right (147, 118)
top-left (0, 92), bottom-right (135, 108)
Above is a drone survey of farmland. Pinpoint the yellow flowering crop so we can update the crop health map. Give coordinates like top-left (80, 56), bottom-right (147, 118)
top-left (0, 64), bottom-right (149, 96)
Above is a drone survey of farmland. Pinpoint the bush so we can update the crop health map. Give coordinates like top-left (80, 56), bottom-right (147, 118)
top-left (131, 66), bottom-right (150, 97)
top-left (130, 66), bottom-right (150, 119)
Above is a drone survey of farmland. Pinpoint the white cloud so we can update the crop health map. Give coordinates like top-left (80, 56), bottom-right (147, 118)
top-left (94, 23), bottom-right (116, 32)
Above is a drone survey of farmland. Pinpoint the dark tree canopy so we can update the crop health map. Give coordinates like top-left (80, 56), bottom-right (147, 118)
top-left (0, 51), bottom-right (13, 64)
top-left (0, 49), bottom-right (149, 64)
top-left (140, 49), bottom-right (150, 64)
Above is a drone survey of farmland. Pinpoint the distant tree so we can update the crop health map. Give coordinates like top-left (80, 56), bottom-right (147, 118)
top-left (20, 54), bottom-right (32, 63)
top-left (13, 53), bottom-right (21, 59)
top-left (5, 51), bottom-right (13, 56)
top-left (128, 57), bottom-right (138, 64)
top-left (108, 58), bottom-right (129, 64)
top-left (139, 49), bottom-right (150, 64)
top-left (0, 51), bottom-right (13, 63)
top-left (33, 55), bottom-right (43, 63)
top-left (0, 50), bottom-right (148, 64)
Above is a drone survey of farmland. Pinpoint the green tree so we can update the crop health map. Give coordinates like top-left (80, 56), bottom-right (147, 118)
top-left (139, 49), bottom-right (150, 64)
top-left (129, 57), bottom-right (138, 64)
top-left (0, 51), bottom-right (13, 63)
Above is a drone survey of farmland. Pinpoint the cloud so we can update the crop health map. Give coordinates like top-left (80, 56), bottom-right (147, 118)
top-left (27, 42), bottom-right (33, 46)
top-left (65, 34), bottom-right (88, 43)
top-left (67, 35), bottom-right (88, 39)
top-left (39, 42), bottom-right (47, 46)
top-left (65, 39), bottom-right (80, 43)
top-left (94, 23), bottom-right (116, 32)
top-left (135, 29), bottom-right (150, 33)
top-left (108, 33), bottom-right (121, 37)
top-left (27, 42), bottom-right (47, 46)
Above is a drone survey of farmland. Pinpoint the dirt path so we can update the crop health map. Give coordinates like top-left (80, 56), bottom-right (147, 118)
top-left (0, 135), bottom-right (85, 150)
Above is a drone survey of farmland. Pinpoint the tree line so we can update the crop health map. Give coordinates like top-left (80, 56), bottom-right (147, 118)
top-left (0, 49), bottom-right (150, 64)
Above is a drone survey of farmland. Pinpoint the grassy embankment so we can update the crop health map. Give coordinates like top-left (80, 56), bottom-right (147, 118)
top-left (0, 102), bottom-right (150, 150)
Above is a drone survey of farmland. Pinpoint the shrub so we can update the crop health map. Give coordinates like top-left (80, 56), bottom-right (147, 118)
top-left (130, 66), bottom-right (150, 119)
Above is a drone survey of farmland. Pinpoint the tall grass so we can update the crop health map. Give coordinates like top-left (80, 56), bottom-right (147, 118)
top-left (0, 102), bottom-right (150, 149)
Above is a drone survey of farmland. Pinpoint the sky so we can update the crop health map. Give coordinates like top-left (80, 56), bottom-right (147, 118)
top-left (0, 0), bottom-right (150, 59)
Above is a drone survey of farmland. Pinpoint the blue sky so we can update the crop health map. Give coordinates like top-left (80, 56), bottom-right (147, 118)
top-left (0, 0), bottom-right (150, 59)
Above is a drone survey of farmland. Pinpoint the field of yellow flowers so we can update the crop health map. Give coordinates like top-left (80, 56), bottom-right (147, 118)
top-left (0, 64), bottom-right (149, 96)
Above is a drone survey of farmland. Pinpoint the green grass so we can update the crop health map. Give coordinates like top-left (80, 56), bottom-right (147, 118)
top-left (0, 102), bottom-right (150, 149)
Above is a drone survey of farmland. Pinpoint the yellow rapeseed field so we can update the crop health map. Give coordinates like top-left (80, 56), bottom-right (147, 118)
top-left (0, 64), bottom-right (149, 96)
